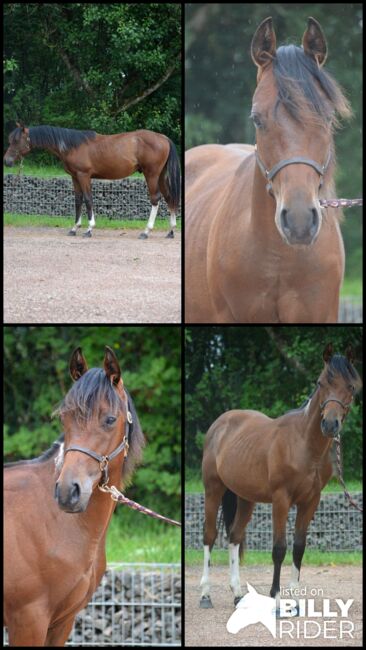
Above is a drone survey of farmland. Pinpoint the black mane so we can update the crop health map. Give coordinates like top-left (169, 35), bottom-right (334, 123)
top-left (10, 125), bottom-right (96, 152)
top-left (272, 45), bottom-right (351, 127)
top-left (326, 354), bottom-right (361, 387)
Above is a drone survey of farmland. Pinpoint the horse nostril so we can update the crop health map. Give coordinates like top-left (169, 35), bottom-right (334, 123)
top-left (70, 482), bottom-right (81, 505)
top-left (310, 209), bottom-right (319, 235)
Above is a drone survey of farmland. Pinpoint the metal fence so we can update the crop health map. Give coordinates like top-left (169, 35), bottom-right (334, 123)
top-left (3, 562), bottom-right (181, 647)
top-left (338, 299), bottom-right (362, 323)
top-left (4, 174), bottom-right (181, 220)
top-left (185, 493), bottom-right (362, 552)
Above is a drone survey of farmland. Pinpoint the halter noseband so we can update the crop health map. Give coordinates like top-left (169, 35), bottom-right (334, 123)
top-left (63, 399), bottom-right (133, 487)
top-left (255, 145), bottom-right (331, 195)
top-left (320, 397), bottom-right (353, 423)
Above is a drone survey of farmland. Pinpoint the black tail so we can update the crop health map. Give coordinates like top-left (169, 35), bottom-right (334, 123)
top-left (222, 489), bottom-right (244, 560)
top-left (164, 139), bottom-right (181, 212)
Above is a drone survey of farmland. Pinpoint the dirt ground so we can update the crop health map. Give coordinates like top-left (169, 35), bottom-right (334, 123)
top-left (185, 565), bottom-right (362, 647)
top-left (4, 227), bottom-right (181, 323)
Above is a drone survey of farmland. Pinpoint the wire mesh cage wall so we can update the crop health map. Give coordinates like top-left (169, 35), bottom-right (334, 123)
top-left (3, 174), bottom-right (181, 220)
top-left (185, 493), bottom-right (362, 552)
top-left (3, 562), bottom-right (181, 647)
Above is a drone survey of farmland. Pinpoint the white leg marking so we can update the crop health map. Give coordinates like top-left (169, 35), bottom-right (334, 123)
top-left (200, 545), bottom-right (211, 598)
top-left (71, 216), bottom-right (82, 232)
top-left (86, 211), bottom-right (95, 233)
top-left (229, 543), bottom-right (242, 598)
top-left (169, 212), bottom-right (177, 229)
top-left (144, 202), bottom-right (160, 234)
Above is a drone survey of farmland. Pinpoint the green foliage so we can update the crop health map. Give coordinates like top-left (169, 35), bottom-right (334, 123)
top-left (4, 3), bottom-right (181, 165)
top-left (185, 326), bottom-right (363, 479)
top-left (4, 326), bottom-right (181, 516)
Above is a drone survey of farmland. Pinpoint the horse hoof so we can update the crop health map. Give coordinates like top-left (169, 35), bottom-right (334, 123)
top-left (166, 230), bottom-right (174, 239)
top-left (199, 596), bottom-right (213, 609)
top-left (83, 231), bottom-right (92, 238)
top-left (68, 230), bottom-right (76, 236)
top-left (234, 596), bottom-right (242, 606)
top-left (138, 232), bottom-right (148, 239)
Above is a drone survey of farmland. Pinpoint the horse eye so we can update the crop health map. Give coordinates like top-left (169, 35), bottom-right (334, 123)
top-left (105, 415), bottom-right (117, 426)
top-left (250, 113), bottom-right (263, 129)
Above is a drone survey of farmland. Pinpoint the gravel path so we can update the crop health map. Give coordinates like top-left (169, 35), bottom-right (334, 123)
top-left (4, 227), bottom-right (181, 323)
top-left (185, 564), bottom-right (362, 646)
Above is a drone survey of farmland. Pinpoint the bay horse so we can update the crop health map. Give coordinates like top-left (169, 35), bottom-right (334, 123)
top-left (200, 344), bottom-right (361, 609)
top-left (4, 346), bottom-right (145, 646)
top-left (185, 17), bottom-right (352, 323)
top-left (4, 123), bottom-right (180, 238)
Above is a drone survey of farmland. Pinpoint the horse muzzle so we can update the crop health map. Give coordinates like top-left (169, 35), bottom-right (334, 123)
top-left (321, 417), bottom-right (341, 438)
top-left (54, 478), bottom-right (93, 513)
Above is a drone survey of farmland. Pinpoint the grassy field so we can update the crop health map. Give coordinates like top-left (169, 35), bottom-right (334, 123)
top-left (106, 508), bottom-right (181, 564)
top-left (4, 213), bottom-right (181, 231)
top-left (4, 161), bottom-right (144, 179)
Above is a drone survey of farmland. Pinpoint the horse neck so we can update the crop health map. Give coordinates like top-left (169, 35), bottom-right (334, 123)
top-left (300, 388), bottom-right (332, 459)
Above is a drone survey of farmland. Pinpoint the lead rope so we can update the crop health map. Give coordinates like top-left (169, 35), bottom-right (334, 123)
top-left (334, 435), bottom-right (363, 512)
top-left (320, 198), bottom-right (362, 208)
top-left (99, 482), bottom-right (181, 527)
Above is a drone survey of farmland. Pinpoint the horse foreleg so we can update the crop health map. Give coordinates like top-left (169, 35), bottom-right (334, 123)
top-left (200, 479), bottom-right (226, 608)
top-left (6, 604), bottom-right (49, 646)
top-left (290, 495), bottom-right (321, 593)
top-left (68, 178), bottom-right (84, 236)
top-left (229, 498), bottom-right (255, 605)
top-left (270, 491), bottom-right (290, 607)
top-left (45, 615), bottom-right (76, 646)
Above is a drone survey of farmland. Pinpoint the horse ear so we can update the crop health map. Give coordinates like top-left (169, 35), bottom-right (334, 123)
top-left (345, 345), bottom-right (354, 364)
top-left (70, 347), bottom-right (88, 381)
top-left (104, 346), bottom-right (122, 386)
top-left (302, 17), bottom-right (327, 67)
top-left (16, 121), bottom-right (25, 131)
top-left (323, 343), bottom-right (333, 364)
top-left (251, 17), bottom-right (276, 69)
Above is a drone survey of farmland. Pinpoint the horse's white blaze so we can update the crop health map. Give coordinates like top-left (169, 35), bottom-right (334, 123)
top-left (200, 545), bottom-right (211, 598)
top-left (229, 543), bottom-right (242, 598)
top-left (145, 202), bottom-right (160, 234)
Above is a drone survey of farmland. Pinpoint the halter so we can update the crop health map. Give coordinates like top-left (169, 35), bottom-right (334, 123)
top-left (319, 397), bottom-right (353, 423)
top-left (63, 399), bottom-right (133, 487)
top-left (255, 145), bottom-right (332, 195)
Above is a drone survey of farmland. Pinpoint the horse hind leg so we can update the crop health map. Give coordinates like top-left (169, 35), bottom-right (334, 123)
top-left (200, 477), bottom-right (226, 608)
top-left (68, 178), bottom-right (84, 236)
top-left (139, 174), bottom-right (161, 239)
top-left (227, 497), bottom-right (255, 605)
top-left (158, 171), bottom-right (176, 239)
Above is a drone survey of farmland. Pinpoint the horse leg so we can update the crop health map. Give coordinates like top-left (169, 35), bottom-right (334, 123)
top-left (74, 173), bottom-right (95, 237)
top-left (228, 498), bottom-right (255, 605)
top-left (270, 490), bottom-right (291, 606)
top-left (45, 615), bottom-right (76, 646)
top-left (7, 605), bottom-right (49, 645)
top-left (139, 174), bottom-right (161, 239)
top-left (200, 477), bottom-right (226, 608)
top-left (290, 495), bottom-right (321, 594)
top-left (158, 173), bottom-right (176, 239)
top-left (68, 177), bottom-right (84, 236)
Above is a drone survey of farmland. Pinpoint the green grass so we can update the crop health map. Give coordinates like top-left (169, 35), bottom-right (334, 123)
top-left (106, 508), bottom-right (181, 564)
top-left (340, 277), bottom-right (362, 299)
top-left (4, 213), bottom-right (180, 231)
top-left (185, 549), bottom-right (362, 566)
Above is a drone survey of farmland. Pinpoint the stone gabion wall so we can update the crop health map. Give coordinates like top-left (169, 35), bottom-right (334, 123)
top-left (185, 492), bottom-right (362, 552)
top-left (4, 174), bottom-right (181, 220)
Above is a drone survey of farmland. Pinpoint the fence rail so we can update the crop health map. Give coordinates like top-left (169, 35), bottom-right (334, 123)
top-left (4, 174), bottom-right (181, 220)
top-left (185, 492), bottom-right (362, 552)
top-left (338, 299), bottom-right (362, 323)
top-left (4, 562), bottom-right (181, 647)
